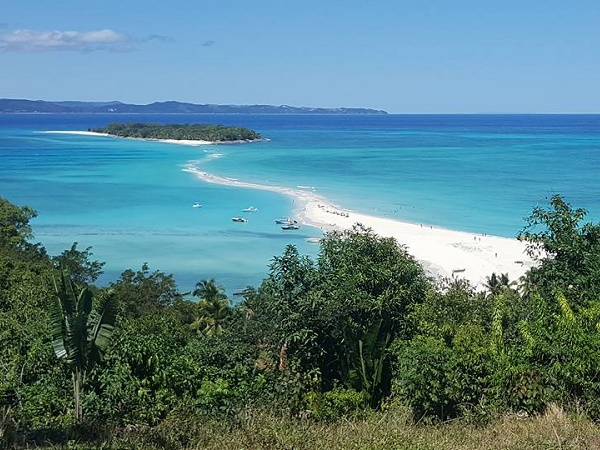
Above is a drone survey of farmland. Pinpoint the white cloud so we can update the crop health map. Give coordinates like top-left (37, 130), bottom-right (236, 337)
top-left (0, 29), bottom-right (137, 52)
top-left (144, 34), bottom-right (174, 43)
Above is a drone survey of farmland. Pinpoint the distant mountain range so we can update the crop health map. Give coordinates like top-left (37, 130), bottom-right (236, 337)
top-left (0, 99), bottom-right (387, 115)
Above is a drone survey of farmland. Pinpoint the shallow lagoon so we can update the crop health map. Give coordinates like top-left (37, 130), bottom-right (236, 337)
top-left (1, 113), bottom-right (599, 293)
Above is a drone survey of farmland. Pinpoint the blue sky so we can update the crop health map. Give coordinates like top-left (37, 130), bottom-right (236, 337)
top-left (1, 0), bottom-right (599, 113)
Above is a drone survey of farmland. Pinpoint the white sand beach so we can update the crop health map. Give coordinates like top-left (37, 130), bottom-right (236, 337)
top-left (44, 130), bottom-right (215, 146)
top-left (182, 165), bottom-right (536, 289)
top-left (301, 202), bottom-right (535, 289)
top-left (44, 130), bottom-right (110, 137)
top-left (152, 138), bottom-right (214, 146)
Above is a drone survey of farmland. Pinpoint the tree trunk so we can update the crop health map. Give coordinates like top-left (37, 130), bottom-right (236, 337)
top-left (72, 369), bottom-right (84, 423)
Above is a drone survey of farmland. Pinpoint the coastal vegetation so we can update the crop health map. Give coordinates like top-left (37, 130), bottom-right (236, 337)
top-left (2, 194), bottom-right (600, 448)
top-left (90, 122), bottom-right (262, 142)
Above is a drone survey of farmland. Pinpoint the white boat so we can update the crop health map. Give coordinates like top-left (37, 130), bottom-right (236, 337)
top-left (192, 202), bottom-right (203, 208)
top-left (275, 218), bottom-right (296, 225)
top-left (281, 224), bottom-right (300, 230)
top-left (242, 206), bottom-right (258, 212)
top-left (232, 217), bottom-right (248, 223)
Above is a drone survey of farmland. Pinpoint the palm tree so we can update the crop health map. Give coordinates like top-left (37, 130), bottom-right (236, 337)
top-left (484, 272), bottom-right (515, 298)
top-left (50, 270), bottom-right (117, 423)
top-left (191, 279), bottom-right (230, 336)
top-left (340, 319), bottom-right (391, 408)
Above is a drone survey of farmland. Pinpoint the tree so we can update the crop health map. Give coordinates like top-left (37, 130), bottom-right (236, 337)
top-left (111, 263), bottom-right (180, 319)
top-left (0, 197), bottom-right (36, 250)
top-left (50, 270), bottom-right (117, 423)
top-left (91, 123), bottom-right (262, 142)
top-left (520, 194), bottom-right (600, 307)
top-left (484, 273), bottom-right (514, 298)
top-left (317, 224), bottom-right (431, 337)
top-left (191, 279), bottom-right (231, 336)
top-left (0, 197), bottom-right (47, 263)
top-left (340, 319), bottom-right (391, 407)
top-left (250, 226), bottom-right (432, 406)
top-left (52, 242), bottom-right (105, 285)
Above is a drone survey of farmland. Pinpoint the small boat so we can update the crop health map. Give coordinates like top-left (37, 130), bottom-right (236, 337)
top-left (281, 224), bottom-right (300, 230)
top-left (242, 206), bottom-right (258, 212)
top-left (275, 218), bottom-right (296, 225)
top-left (232, 217), bottom-right (248, 223)
top-left (192, 202), bottom-right (203, 208)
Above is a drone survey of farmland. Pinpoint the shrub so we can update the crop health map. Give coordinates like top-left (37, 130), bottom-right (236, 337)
top-left (305, 388), bottom-right (369, 421)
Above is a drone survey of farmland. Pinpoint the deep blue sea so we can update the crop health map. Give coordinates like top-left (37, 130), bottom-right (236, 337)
top-left (1, 114), bottom-right (599, 294)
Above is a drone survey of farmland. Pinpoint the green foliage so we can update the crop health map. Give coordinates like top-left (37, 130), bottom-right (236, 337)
top-left (0, 196), bottom-right (37, 250)
top-left (85, 311), bottom-right (264, 426)
top-left (0, 200), bottom-right (72, 432)
top-left (251, 245), bottom-right (322, 376)
top-left (520, 194), bottom-right (600, 306)
top-left (304, 388), bottom-right (368, 421)
top-left (392, 326), bottom-right (495, 422)
top-left (392, 279), bottom-right (496, 421)
top-left (1, 330), bottom-right (71, 430)
top-left (111, 263), bottom-right (181, 319)
top-left (249, 226), bottom-right (431, 408)
top-left (484, 272), bottom-right (515, 298)
top-left (87, 314), bottom-right (189, 424)
top-left (51, 270), bottom-right (117, 370)
top-left (446, 331), bottom-right (495, 423)
top-left (395, 278), bottom-right (600, 422)
top-left (409, 279), bottom-right (489, 344)
top-left (18, 370), bottom-right (73, 429)
top-left (496, 292), bottom-right (600, 416)
top-left (5, 193), bottom-right (600, 446)
top-left (191, 279), bottom-right (231, 336)
top-left (91, 122), bottom-right (262, 142)
top-left (0, 406), bottom-right (18, 447)
top-left (392, 336), bottom-right (453, 420)
top-left (101, 405), bottom-right (600, 450)
top-left (317, 224), bottom-right (431, 339)
top-left (51, 270), bottom-right (118, 423)
top-left (52, 242), bottom-right (105, 285)
top-left (340, 319), bottom-right (392, 407)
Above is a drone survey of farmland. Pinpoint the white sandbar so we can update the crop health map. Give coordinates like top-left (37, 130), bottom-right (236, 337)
top-left (43, 130), bottom-right (215, 146)
top-left (182, 165), bottom-right (535, 289)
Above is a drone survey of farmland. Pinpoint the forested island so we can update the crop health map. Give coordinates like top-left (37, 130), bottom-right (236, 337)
top-left (90, 122), bottom-right (262, 143)
top-left (3, 194), bottom-right (600, 448)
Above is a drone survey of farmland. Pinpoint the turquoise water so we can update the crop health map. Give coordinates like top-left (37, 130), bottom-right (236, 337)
top-left (1, 114), bottom-right (600, 293)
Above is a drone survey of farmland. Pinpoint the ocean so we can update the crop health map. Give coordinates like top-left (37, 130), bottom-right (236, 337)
top-left (1, 114), bottom-right (599, 294)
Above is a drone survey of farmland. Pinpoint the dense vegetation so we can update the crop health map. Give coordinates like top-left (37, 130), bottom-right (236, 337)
top-left (2, 194), bottom-right (600, 449)
top-left (90, 122), bottom-right (262, 142)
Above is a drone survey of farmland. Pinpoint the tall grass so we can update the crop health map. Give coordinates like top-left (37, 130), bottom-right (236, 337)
top-left (105, 404), bottom-right (600, 450)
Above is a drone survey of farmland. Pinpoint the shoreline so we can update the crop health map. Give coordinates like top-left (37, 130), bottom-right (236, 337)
top-left (182, 165), bottom-right (536, 289)
top-left (44, 130), bottom-right (536, 289)
top-left (42, 130), bottom-right (262, 146)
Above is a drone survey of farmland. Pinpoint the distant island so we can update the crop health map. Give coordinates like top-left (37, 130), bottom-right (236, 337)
top-left (0, 98), bottom-right (388, 115)
top-left (90, 122), bottom-right (262, 143)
